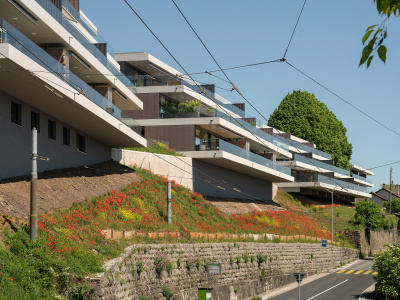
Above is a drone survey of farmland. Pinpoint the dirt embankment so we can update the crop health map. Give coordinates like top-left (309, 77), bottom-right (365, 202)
top-left (0, 161), bottom-right (141, 220)
top-left (205, 196), bottom-right (284, 215)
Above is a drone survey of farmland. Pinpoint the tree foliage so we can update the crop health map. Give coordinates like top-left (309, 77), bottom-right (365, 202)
top-left (354, 200), bottom-right (383, 230)
top-left (268, 90), bottom-right (352, 170)
top-left (373, 245), bottom-right (400, 297)
top-left (360, 0), bottom-right (400, 67)
top-left (383, 197), bottom-right (400, 213)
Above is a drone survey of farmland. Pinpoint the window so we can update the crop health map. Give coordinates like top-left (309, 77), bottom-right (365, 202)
top-left (48, 120), bottom-right (56, 140)
top-left (11, 102), bottom-right (21, 125)
top-left (76, 134), bottom-right (85, 153)
top-left (63, 127), bottom-right (70, 146)
top-left (31, 112), bottom-right (40, 133)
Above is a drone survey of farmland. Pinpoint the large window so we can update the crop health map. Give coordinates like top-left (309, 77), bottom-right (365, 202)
top-left (11, 102), bottom-right (21, 125)
top-left (76, 134), bottom-right (85, 153)
top-left (48, 120), bottom-right (56, 140)
top-left (31, 112), bottom-right (40, 133)
top-left (63, 127), bottom-right (70, 146)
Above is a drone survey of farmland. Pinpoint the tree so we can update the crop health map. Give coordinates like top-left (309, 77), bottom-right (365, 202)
top-left (373, 245), bottom-right (400, 297)
top-left (354, 200), bottom-right (383, 230)
top-left (383, 197), bottom-right (400, 213)
top-left (360, 0), bottom-right (400, 67)
top-left (268, 90), bottom-right (352, 170)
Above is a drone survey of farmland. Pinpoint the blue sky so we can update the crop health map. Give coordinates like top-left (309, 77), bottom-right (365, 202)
top-left (81, 0), bottom-right (400, 189)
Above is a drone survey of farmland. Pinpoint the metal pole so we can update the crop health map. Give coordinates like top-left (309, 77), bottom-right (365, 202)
top-left (298, 275), bottom-right (301, 300)
top-left (390, 168), bottom-right (393, 214)
top-left (30, 128), bottom-right (38, 241)
top-left (167, 181), bottom-right (171, 224)
top-left (332, 190), bottom-right (334, 243)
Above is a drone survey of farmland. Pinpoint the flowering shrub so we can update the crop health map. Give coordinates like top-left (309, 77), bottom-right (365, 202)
top-left (0, 165), bottom-right (338, 299)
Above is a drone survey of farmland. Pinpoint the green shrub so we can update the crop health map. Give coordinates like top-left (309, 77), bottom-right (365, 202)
top-left (136, 261), bottom-right (144, 274)
top-left (177, 257), bottom-right (181, 270)
top-left (196, 257), bottom-right (202, 269)
top-left (243, 253), bottom-right (249, 263)
top-left (354, 200), bottom-right (383, 230)
top-left (229, 256), bottom-right (234, 266)
top-left (257, 254), bottom-right (265, 267)
top-left (162, 284), bottom-right (175, 299)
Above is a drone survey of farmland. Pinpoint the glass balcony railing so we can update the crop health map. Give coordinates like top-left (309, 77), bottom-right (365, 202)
top-left (293, 153), bottom-right (350, 176)
top-left (126, 74), bottom-right (290, 152)
top-left (294, 174), bottom-right (370, 193)
top-left (195, 139), bottom-right (291, 175)
top-left (0, 19), bottom-right (141, 134)
top-left (35, 0), bottom-right (127, 85)
top-left (352, 173), bottom-right (372, 184)
top-left (273, 134), bottom-right (332, 159)
top-left (61, 0), bottom-right (115, 57)
top-left (215, 111), bottom-right (290, 152)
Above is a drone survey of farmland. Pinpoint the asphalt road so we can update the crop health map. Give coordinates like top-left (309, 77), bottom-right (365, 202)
top-left (268, 259), bottom-right (376, 300)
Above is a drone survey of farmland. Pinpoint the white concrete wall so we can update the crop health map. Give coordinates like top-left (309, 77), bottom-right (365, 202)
top-left (112, 149), bottom-right (193, 190)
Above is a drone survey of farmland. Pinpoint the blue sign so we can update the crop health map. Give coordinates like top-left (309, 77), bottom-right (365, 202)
top-left (322, 240), bottom-right (327, 247)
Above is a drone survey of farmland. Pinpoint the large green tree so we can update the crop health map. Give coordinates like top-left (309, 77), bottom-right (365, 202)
top-left (268, 90), bottom-right (352, 170)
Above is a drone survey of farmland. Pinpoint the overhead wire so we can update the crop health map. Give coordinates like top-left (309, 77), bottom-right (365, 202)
top-left (169, 0), bottom-right (357, 194)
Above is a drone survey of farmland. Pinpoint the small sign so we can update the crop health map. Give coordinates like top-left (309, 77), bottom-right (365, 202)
top-left (208, 263), bottom-right (221, 274)
top-left (293, 272), bottom-right (306, 284)
top-left (322, 240), bottom-right (327, 247)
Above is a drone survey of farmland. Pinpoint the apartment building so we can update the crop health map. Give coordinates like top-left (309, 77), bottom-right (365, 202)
top-left (115, 52), bottom-right (373, 201)
top-left (0, 0), bottom-right (146, 180)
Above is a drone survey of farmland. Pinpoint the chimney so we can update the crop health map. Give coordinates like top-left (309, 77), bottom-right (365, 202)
top-left (396, 184), bottom-right (400, 196)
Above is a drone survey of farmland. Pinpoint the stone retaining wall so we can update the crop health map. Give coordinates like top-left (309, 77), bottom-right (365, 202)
top-left (88, 243), bottom-right (358, 300)
top-left (342, 227), bottom-right (400, 256)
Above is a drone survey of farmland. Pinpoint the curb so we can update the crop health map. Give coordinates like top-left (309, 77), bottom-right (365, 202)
top-left (359, 283), bottom-right (375, 300)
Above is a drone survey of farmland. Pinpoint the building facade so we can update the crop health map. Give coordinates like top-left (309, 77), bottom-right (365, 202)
top-left (0, 0), bottom-right (146, 180)
top-left (115, 52), bottom-right (373, 201)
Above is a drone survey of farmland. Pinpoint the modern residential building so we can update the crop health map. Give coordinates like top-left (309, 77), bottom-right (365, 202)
top-left (115, 52), bottom-right (373, 201)
top-left (0, 0), bottom-right (146, 180)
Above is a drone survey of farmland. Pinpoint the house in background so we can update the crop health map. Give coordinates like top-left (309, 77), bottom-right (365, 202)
top-left (115, 52), bottom-right (373, 202)
top-left (0, 0), bottom-right (146, 180)
top-left (370, 186), bottom-right (400, 207)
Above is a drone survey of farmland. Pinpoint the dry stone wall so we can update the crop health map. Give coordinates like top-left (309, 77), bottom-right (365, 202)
top-left (89, 242), bottom-right (358, 300)
top-left (342, 227), bottom-right (400, 256)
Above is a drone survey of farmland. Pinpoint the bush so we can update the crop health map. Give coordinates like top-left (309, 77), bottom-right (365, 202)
top-left (373, 245), bottom-right (400, 297)
top-left (257, 254), bottom-right (265, 268)
top-left (162, 284), bottom-right (175, 299)
top-left (381, 215), bottom-right (398, 229)
top-left (384, 197), bottom-right (400, 214)
top-left (354, 200), bottom-right (383, 230)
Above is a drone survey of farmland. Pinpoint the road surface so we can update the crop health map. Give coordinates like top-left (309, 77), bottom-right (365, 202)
top-left (268, 259), bottom-right (376, 300)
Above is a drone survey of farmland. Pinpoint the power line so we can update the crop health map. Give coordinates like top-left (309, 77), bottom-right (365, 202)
top-left (169, 0), bottom-right (355, 193)
top-left (283, 0), bottom-right (307, 59)
top-left (368, 160), bottom-right (400, 170)
top-left (285, 60), bottom-right (400, 138)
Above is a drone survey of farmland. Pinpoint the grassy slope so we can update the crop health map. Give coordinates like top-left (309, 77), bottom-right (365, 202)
top-left (0, 166), bottom-right (355, 299)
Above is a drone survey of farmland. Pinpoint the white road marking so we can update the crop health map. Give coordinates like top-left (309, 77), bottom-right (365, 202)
top-left (307, 279), bottom-right (348, 300)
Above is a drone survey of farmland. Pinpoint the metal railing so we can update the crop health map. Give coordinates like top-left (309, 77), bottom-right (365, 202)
top-left (35, 0), bottom-right (127, 85)
top-left (0, 19), bottom-right (141, 133)
top-left (293, 153), bottom-right (350, 176)
top-left (195, 139), bottom-right (291, 175)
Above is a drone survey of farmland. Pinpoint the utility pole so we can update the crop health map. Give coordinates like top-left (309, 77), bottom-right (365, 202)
top-left (30, 128), bottom-right (38, 241)
top-left (390, 168), bottom-right (393, 215)
top-left (167, 181), bottom-right (172, 224)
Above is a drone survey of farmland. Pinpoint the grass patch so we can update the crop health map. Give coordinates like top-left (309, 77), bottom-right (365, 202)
top-left (124, 141), bottom-right (184, 157)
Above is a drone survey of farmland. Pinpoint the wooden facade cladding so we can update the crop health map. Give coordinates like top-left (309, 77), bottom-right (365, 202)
top-left (68, 0), bottom-right (79, 11)
top-left (124, 93), bottom-right (160, 120)
top-left (145, 125), bottom-right (196, 151)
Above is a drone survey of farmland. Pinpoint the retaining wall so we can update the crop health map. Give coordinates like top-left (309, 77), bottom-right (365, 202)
top-left (342, 227), bottom-right (400, 256)
top-left (112, 149), bottom-right (193, 190)
top-left (88, 242), bottom-right (358, 300)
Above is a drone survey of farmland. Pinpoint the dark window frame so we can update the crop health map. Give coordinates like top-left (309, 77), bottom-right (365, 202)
top-left (11, 102), bottom-right (22, 126)
top-left (31, 112), bottom-right (40, 133)
top-left (76, 134), bottom-right (86, 153)
top-left (48, 120), bottom-right (56, 140)
top-left (63, 127), bottom-right (70, 146)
